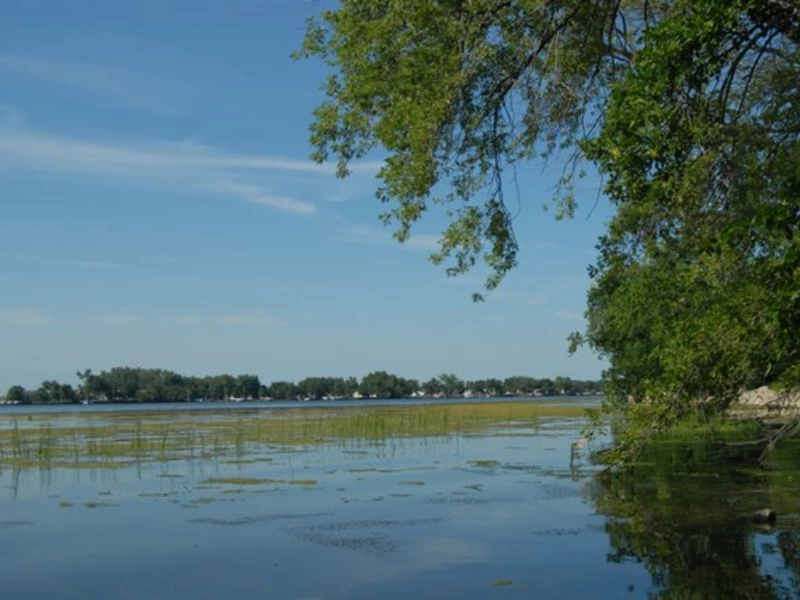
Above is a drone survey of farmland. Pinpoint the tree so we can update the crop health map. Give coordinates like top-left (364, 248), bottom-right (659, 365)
top-left (332, 377), bottom-right (359, 398)
top-left (360, 371), bottom-right (417, 399)
top-left (574, 0), bottom-right (800, 456)
top-left (36, 380), bottom-right (76, 404)
top-left (437, 373), bottom-right (465, 397)
top-left (300, 0), bottom-right (800, 456)
top-left (234, 374), bottom-right (261, 399)
top-left (6, 385), bottom-right (25, 403)
top-left (296, 0), bottom-right (641, 297)
top-left (266, 381), bottom-right (297, 400)
top-left (421, 377), bottom-right (443, 396)
top-left (76, 369), bottom-right (96, 401)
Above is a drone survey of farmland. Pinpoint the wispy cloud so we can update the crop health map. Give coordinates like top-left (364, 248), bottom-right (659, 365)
top-left (340, 224), bottom-right (388, 245)
top-left (19, 254), bottom-right (124, 270)
top-left (556, 310), bottom-right (584, 322)
top-left (0, 308), bottom-right (56, 326)
top-left (0, 128), bottom-right (377, 177)
top-left (405, 234), bottom-right (441, 251)
top-left (211, 181), bottom-right (316, 216)
top-left (91, 313), bottom-right (140, 324)
top-left (0, 54), bottom-right (192, 115)
top-left (0, 127), bottom-right (384, 216)
top-left (215, 315), bottom-right (281, 328)
top-left (338, 223), bottom-right (440, 252)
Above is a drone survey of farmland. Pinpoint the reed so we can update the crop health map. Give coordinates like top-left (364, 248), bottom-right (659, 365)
top-left (0, 401), bottom-right (583, 470)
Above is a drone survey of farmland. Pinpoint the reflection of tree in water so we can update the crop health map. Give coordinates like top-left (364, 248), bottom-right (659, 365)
top-left (590, 437), bottom-right (800, 598)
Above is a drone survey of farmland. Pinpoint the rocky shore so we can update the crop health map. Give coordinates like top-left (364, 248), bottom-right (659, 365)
top-left (735, 386), bottom-right (800, 418)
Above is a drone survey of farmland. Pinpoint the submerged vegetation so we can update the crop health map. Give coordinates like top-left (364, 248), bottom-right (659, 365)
top-left (4, 398), bottom-right (800, 596)
top-left (0, 401), bottom-right (583, 470)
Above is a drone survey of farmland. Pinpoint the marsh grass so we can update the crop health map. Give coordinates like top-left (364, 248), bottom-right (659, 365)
top-left (468, 459), bottom-right (500, 468)
top-left (0, 401), bottom-right (582, 470)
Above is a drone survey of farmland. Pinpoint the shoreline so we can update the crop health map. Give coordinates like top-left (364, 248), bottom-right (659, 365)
top-left (0, 394), bottom-right (604, 415)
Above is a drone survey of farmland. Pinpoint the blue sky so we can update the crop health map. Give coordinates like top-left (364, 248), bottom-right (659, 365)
top-left (0, 1), bottom-right (612, 390)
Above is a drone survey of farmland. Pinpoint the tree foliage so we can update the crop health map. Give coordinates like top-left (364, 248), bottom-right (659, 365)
top-left (578, 0), bottom-right (800, 455)
top-left (5, 385), bottom-right (26, 403)
top-left (7, 368), bottom-right (601, 403)
top-left (296, 0), bottom-right (634, 295)
top-left (359, 371), bottom-right (419, 399)
top-left (300, 0), bottom-right (800, 454)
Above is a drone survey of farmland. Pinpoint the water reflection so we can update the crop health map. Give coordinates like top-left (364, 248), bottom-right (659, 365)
top-left (2, 402), bottom-right (800, 598)
top-left (591, 438), bottom-right (800, 598)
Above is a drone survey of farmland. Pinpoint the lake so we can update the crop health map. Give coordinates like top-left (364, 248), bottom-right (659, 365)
top-left (1, 398), bottom-right (799, 598)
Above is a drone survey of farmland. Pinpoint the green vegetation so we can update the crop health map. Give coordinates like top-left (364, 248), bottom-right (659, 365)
top-left (298, 0), bottom-right (800, 458)
top-left (468, 459), bottom-right (500, 468)
top-left (5, 385), bottom-right (25, 403)
top-left (4, 368), bottom-right (602, 404)
top-left (593, 421), bottom-right (800, 597)
top-left (0, 401), bottom-right (577, 470)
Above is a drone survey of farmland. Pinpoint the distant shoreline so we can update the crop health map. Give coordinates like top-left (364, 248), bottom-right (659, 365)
top-left (0, 394), bottom-right (604, 414)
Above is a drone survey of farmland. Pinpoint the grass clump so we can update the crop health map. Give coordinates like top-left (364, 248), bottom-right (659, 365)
top-left (0, 400), bottom-right (583, 471)
top-left (469, 459), bottom-right (500, 468)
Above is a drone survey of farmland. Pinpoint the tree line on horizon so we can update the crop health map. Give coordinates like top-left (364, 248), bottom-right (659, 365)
top-left (2, 367), bottom-right (603, 404)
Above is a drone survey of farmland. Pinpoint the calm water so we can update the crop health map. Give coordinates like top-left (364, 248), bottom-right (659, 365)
top-left (1, 399), bottom-right (799, 599)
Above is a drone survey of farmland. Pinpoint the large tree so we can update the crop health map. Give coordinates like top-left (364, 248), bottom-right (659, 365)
top-left (299, 0), bottom-right (800, 455)
top-left (5, 385), bottom-right (26, 403)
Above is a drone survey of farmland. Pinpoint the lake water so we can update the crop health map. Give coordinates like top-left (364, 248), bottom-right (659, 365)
top-left (1, 399), bottom-right (799, 598)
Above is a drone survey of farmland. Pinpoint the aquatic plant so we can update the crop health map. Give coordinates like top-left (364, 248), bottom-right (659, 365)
top-left (0, 401), bottom-right (580, 470)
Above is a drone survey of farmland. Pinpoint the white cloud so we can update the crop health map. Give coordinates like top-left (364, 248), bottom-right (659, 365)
top-left (19, 254), bottom-right (124, 269)
top-left (0, 128), bottom-right (376, 177)
top-left (215, 315), bottom-right (281, 328)
top-left (0, 127), bottom-right (381, 216)
top-left (0, 308), bottom-right (55, 326)
top-left (211, 181), bottom-right (315, 216)
top-left (340, 224), bottom-right (388, 245)
top-left (91, 313), bottom-right (140, 324)
top-left (556, 310), bottom-right (584, 322)
top-left (338, 223), bottom-right (439, 252)
top-left (405, 233), bottom-right (441, 251)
